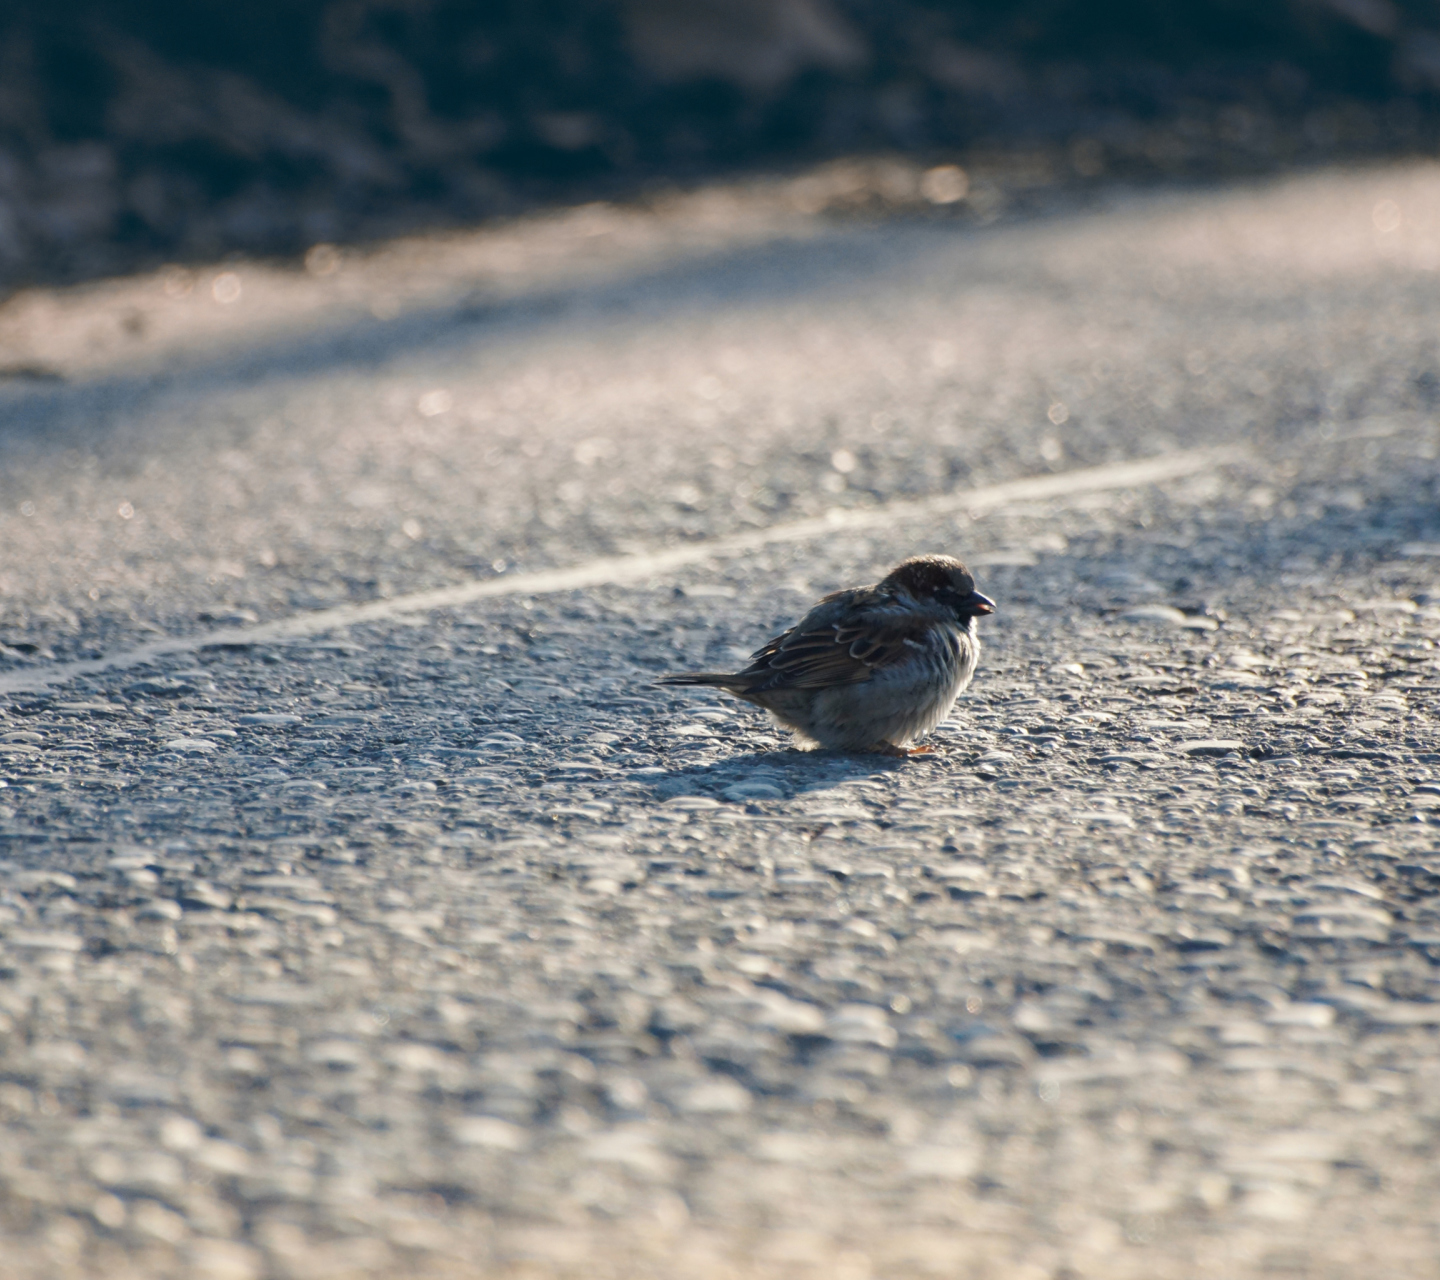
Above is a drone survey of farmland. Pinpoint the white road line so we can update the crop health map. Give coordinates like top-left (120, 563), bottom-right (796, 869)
top-left (0, 447), bottom-right (1244, 696)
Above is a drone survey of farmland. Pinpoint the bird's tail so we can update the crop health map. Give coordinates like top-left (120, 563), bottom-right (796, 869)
top-left (656, 672), bottom-right (745, 690)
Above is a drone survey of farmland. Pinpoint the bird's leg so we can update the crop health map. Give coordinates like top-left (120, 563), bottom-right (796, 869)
top-left (869, 742), bottom-right (938, 758)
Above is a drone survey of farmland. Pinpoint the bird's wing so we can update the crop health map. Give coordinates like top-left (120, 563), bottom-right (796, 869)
top-left (735, 591), bottom-right (926, 692)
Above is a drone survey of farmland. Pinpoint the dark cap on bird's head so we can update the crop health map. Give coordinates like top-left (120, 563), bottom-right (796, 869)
top-left (880, 555), bottom-right (996, 619)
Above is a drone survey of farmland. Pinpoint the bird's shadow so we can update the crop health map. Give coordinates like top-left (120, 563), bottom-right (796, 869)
top-left (642, 743), bottom-right (923, 805)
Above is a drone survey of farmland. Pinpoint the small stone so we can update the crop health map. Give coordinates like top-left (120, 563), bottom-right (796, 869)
top-left (1264, 1003), bottom-right (1335, 1028)
top-left (723, 781), bottom-right (786, 801)
top-left (1074, 810), bottom-right (1135, 827)
top-left (11, 870), bottom-right (78, 892)
top-left (92, 1194), bottom-right (127, 1229)
top-left (185, 1239), bottom-right (265, 1280)
top-left (825, 1005), bottom-right (898, 1047)
top-left (904, 1145), bottom-right (979, 1179)
top-left (180, 883), bottom-right (233, 910)
top-left (193, 1141), bottom-right (252, 1176)
top-left (135, 899), bottom-right (183, 921)
top-left (7, 930), bottom-right (84, 951)
top-left (743, 991), bottom-right (826, 1034)
top-left (453, 1116), bottom-right (528, 1149)
top-left (131, 1199), bottom-right (189, 1244)
top-left (1119, 605), bottom-right (1187, 625)
top-left (165, 737), bottom-right (218, 754)
top-left (669, 1077), bottom-right (752, 1114)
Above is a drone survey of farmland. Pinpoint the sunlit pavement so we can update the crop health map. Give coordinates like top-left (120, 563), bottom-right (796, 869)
top-left (2, 162), bottom-right (1440, 1279)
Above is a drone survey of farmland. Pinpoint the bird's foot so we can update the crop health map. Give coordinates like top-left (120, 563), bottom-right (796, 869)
top-left (906, 744), bottom-right (937, 756)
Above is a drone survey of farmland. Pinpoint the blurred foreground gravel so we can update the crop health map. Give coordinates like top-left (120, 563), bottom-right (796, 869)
top-left (2, 163), bottom-right (1440, 1279)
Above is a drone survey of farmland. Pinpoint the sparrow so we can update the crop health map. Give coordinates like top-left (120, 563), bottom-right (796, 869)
top-left (659, 555), bottom-right (995, 755)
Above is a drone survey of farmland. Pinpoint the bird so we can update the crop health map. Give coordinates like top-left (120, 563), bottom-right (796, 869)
top-left (658, 555), bottom-right (994, 755)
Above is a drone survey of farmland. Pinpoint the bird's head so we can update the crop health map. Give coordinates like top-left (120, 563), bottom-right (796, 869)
top-left (880, 554), bottom-right (996, 621)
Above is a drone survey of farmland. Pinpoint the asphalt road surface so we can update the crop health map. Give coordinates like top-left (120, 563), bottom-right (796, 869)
top-left (2, 161), bottom-right (1440, 1280)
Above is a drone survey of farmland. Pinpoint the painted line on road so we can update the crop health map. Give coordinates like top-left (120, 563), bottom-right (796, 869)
top-left (0, 446), bottom-right (1245, 696)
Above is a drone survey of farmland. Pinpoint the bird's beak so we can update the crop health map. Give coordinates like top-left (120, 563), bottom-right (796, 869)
top-left (963, 591), bottom-right (996, 617)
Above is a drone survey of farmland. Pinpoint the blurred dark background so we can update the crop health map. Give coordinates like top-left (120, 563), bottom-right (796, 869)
top-left (4, 0), bottom-right (1440, 289)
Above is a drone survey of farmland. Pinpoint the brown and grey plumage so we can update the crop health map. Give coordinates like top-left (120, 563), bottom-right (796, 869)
top-left (658, 555), bottom-right (995, 754)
